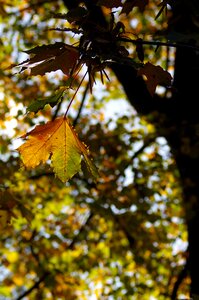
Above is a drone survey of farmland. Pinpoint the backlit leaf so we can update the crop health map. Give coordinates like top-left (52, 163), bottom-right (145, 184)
top-left (18, 43), bottom-right (79, 76)
top-left (27, 87), bottom-right (66, 113)
top-left (137, 62), bottom-right (172, 96)
top-left (18, 117), bottom-right (98, 182)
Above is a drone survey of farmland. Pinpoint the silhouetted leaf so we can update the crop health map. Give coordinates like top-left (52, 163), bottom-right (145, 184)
top-left (18, 43), bottom-right (79, 76)
top-left (137, 62), bottom-right (172, 96)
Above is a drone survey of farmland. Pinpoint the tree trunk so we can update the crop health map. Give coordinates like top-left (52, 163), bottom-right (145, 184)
top-left (167, 1), bottom-right (199, 295)
top-left (113, 38), bottom-right (199, 299)
top-left (167, 45), bottom-right (199, 297)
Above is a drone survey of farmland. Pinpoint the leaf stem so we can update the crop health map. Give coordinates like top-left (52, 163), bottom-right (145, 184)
top-left (73, 82), bottom-right (89, 126)
top-left (64, 70), bottom-right (88, 118)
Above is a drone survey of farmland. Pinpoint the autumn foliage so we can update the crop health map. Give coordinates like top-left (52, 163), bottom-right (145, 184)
top-left (1, 0), bottom-right (198, 299)
top-left (18, 117), bottom-right (98, 182)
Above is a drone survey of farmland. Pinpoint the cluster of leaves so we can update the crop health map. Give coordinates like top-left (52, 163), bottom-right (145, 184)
top-left (0, 0), bottom-right (189, 299)
top-left (9, 0), bottom-right (172, 182)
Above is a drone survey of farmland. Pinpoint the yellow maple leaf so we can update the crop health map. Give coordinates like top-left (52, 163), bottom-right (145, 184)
top-left (18, 117), bottom-right (98, 182)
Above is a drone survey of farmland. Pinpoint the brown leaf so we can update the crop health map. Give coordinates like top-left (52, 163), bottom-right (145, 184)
top-left (137, 62), bottom-right (172, 96)
top-left (18, 43), bottom-right (79, 76)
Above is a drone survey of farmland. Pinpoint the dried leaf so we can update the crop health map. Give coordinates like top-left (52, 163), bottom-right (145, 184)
top-left (18, 117), bottom-right (98, 182)
top-left (137, 62), bottom-right (172, 96)
top-left (18, 43), bottom-right (79, 76)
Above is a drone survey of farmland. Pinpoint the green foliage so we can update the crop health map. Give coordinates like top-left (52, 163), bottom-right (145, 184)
top-left (27, 87), bottom-right (66, 113)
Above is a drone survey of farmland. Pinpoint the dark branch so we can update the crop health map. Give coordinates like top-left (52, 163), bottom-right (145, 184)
top-left (119, 38), bottom-right (199, 51)
top-left (171, 259), bottom-right (189, 300)
top-left (15, 272), bottom-right (50, 300)
top-left (52, 98), bottom-right (63, 121)
top-left (68, 211), bottom-right (93, 249)
top-left (132, 136), bottom-right (156, 160)
top-left (115, 215), bottom-right (135, 248)
top-left (111, 62), bottom-right (157, 115)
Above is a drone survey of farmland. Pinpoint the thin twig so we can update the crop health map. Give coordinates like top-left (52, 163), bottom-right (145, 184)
top-left (73, 82), bottom-right (89, 126)
top-left (52, 98), bottom-right (63, 121)
top-left (64, 71), bottom-right (88, 118)
top-left (68, 211), bottom-right (93, 249)
top-left (132, 136), bottom-right (156, 160)
top-left (15, 272), bottom-right (50, 300)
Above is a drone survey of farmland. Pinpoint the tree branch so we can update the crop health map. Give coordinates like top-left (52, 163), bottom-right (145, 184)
top-left (60, 0), bottom-right (161, 116)
top-left (171, 259), bottom-right (189, 300)
top-left (132, 136), bottom-right (156, 160)
top-left (111, 62), bottom-right (159, 115)
top-left (68, 211), bottom-right (93, 249)
top-left (119, 38), bottom-right (199, 51)
top-left (15, 272), bottom-right (50, 300)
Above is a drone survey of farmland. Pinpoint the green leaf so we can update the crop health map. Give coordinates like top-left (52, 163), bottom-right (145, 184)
top-left (27, 87), bottom-right (66, 113)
